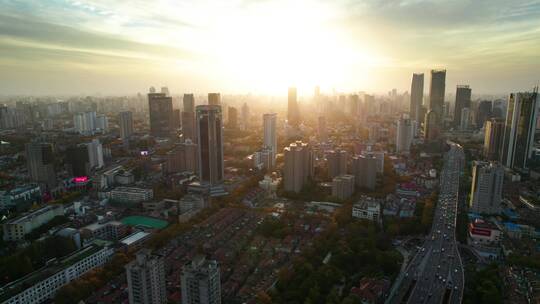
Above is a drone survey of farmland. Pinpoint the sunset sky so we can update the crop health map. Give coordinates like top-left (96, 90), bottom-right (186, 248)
top-left (0, 0), bottom-right (539, 95)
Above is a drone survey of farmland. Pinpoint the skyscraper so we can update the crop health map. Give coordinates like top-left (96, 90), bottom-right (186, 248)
top-left (453, 85), bottom-right (471, 127)
top-left (263, 113), bottom-right (277, 166)
top-left (208, 93), bottom-right (221, 106)
top-left (287, 87), bottom-right (300, 127)
top-left (181, 255), bottom-right (221, 304)
top-left (119, 111), bottom-right (134, 139)
top-left (148, 90), bottom-right (173, 137)
top-left (283, 141), bottom-right (313, 193)
top-left (25, 142), bottom-right (56, 189)
top-left (352, 155), bottom-right (377, 190)
top-left (196, 105), bottom-right (224, 186)
top-left (460, 107), bottom-right (471, 130)
top-left (424, 110), bottom-right (439, 141)
top-left (66, 145), bottom-right (90, 177)
top-left (396, 117), bottom-right (413, 153)
top-left (241, 102), bottom-right (249, 130)
top-left (184, 94), bottom-right (195, 112)
top-left (318, 116), bottom-right (327, 142)
top-left (469, 161), bottom-right (504, 214)
top-left (87, 139), bottom-right (104, 169)
top-left (227, 107), bottom-right (238, 129)
top-left (428, 69), bottom-right (446, 124)
top-left (126, 250), bottom-right (167, 304)
top-left (501, 91), bottom-right (539, 170)
top-left (483, 118), bottom-right (505, 161)
top-left (326, 150), bottom-right (348, 179)
top-left (410, 73), bottom-right (424, 122)
top-left (182, 94), bottom-right (196, 141)
top-left (476, 100), bottom-right (493, 128)
top-left (73, 111), bottom-right (97, 135)
top-left (165, 139), bottom-right (198, 174)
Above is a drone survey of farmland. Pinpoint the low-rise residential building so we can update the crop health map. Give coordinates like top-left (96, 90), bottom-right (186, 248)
top-left (0, 183), bottom-right (41, 211)
top-left (3, 204), bottom-right (64, 241)
top-left (110, 187), bottom-right (153, 204)
top-left (0, 244), bottom-right (114, 304)
top-left (352, 197), bottom-right (382, 223)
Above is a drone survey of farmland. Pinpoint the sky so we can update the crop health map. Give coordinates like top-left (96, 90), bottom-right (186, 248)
top-left (0, 0), bottom-right (539, 96)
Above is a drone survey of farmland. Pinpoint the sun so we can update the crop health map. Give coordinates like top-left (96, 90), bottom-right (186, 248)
top-left (200, 0), bottom-right (380, 95)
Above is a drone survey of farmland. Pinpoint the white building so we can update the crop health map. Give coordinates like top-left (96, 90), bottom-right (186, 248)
top-left (262, 113), bottom-right (277, 167)
top-left (469, 161), bottom-right (504, 214)
top-left (3, 204), bottom-right (64, 241)
top-left (1, 244), bottom-right (114, 304)
top-left (73, 111), bottom-right (96, 135)
top-left (96, 114), bottom-right (109, 133)
top-left (396, 117), bottom-right (413, 153)
top-left (352, 196), bottom-right (382, 223)
top-left (87, 139), bottom-right (104, 169)
top-left (181, 255), bottom-right (221, 304)
top-left (110, 187), bottom-right (153, 204)
top-left (259, 175), bottom-right (280, 198)
top-left (126, 249), bottom-right (167, 304)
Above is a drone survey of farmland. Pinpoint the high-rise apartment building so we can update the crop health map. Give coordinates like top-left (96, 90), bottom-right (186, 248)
top-left (326, 150), bottom-right (348, 179)
top-left (410, 73), bottom-right (424, 122)
top-left (73, 111), bottom-right (97, 135)
top-left (119, 111), bottom-right (134, 139)
top-left (241, 103), bottom-right (250, 130)
top-left (352, 155), bottom-right (377, 190)
top-left (182, 94), bottom-right (196, 141)
top-left (196, 105), bottom-right (224, 186)
top-left (483, 118), bottom-right (505, 161)
top-left (283, 141), bottom-right (313, 193)
top-left (501, 91), bottom-right (539, 170)
top-left (166, 139), bottom-right (198, 174)
top-left (396, 117), bottom-right (413, 153)
top-left (428, 69), bottom-right (446, 125)
top-left (181, 255), bottom-right (221, 304)
top-left (470, 161), bottom-right (504, 214)
top-left (318, 116), bottom-right (327, 142)
top-left (460, 107), bottom-right (471, 130)
top-left (25, 142), bottom-right (56, 189)
top-left (287, 87), bottom-right (300, 127)
top-left (208, 93), bottom-right (221, 106)
top-left (476, 100), bottom-right (493, 128)
top-left (87, 139), bottom-right (104, 169)
top-left (263, 113), bottom-right (277, 167)
top-left (148, 90), bottom-right (173, 137)
top-left (227, 107), bottom-right (238, 129)
top-left (126, 249), bottom-right (167, 304)
top-left (332, 174), bottom-right (355, 200)
top-left (66, 145), bottom-right (90, 177)
top-left (424, 110), bottom-right (439, 141)
top-left (453, 85), bottom-right (471, 127)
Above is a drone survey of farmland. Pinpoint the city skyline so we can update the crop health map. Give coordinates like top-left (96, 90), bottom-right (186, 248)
top-left (1, 0), bottom-right (539, 95)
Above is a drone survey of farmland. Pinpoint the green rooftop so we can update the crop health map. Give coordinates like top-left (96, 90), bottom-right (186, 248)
top-left (121, 216), bottom-right (168, 229)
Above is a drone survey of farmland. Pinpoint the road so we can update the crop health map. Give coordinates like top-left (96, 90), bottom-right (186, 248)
top-left (387, 142), bottom-right (465, 304)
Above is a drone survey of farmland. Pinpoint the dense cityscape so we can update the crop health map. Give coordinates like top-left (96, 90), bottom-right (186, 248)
top-left (1, 1), bottom-right (540, 304)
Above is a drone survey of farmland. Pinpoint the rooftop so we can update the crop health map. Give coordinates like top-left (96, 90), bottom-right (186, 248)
top-left (120, 231), bottom-right (150, 246)
top-left (121, 216), bottom-right (168, 229)
top-left (5, 204), bottom-right (63, 225)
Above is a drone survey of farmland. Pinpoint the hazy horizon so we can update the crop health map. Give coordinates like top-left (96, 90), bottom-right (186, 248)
top-left (1, 0), bottom-right (539, 95)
